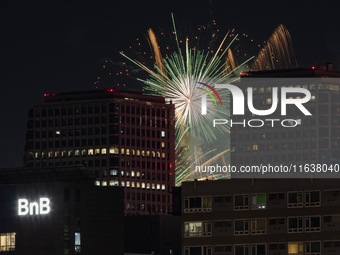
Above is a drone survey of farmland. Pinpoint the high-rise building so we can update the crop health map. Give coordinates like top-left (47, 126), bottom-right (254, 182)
top-left (23, 89), bottom-right (176, 215)
top-left (230, 67), bottom-right (340, 170)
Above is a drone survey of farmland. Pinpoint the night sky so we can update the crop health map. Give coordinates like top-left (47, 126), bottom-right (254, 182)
top-left (1, 1), bottom-right (340, 168)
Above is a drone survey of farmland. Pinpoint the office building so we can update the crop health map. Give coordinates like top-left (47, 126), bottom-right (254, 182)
top-left (0, 165), bottom-right (125, 255)
top-left (230, 67), bottom-right (340, 170)
top-left (23, 89), bottom-right (176, 215)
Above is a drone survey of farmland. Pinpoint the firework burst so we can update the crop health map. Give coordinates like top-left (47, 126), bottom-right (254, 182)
top-left (121, 14), bottom-right (255, 185)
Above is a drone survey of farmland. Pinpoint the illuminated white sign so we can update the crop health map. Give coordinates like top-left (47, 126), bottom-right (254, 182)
top-left (18, 198), bottom-right (51, 215)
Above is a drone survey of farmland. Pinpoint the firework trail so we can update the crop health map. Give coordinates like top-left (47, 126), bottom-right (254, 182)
top-left (121, 14), bottom-right (254, 185)
top-left (252, 24), bottom-right (298, 70)
top-left (119, 16), bottom-right (298, 186)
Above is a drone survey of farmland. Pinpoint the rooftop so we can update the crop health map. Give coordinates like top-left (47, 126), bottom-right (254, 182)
top-left (241, 66), bottom-right (340, 78)
top-left (43, 88), bottom-right (167, 104)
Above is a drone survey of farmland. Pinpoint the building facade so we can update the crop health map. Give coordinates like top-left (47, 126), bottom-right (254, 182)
top-left (181, 178), bottom-right (340, 255)
top-left (23, 89), bottom-right (176, 215)
top-left (230, 68), bottom-right (340, 171)
top-left (0, 166), bottom-right (125, 255)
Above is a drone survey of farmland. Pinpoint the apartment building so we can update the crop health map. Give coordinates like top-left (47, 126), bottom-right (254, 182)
top-left (181, 178), bottom-right (340, 255)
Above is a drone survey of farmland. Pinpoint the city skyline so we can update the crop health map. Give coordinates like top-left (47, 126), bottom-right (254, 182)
top-left (1, 1), bottom-right (340, 167)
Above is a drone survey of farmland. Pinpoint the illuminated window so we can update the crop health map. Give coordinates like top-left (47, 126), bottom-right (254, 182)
top-left (161, 131), bottom-right (165, 137)
top-left (142, 150), bottom-right (145, 157)
top-left (152, 183), bottom-right (155, 190)
top-left (131, 171), bottom-right (135, 177)
top-left (126, 149), bottom-right (130, 155)
top-left (121, 181), bottom-right (125, 187)
top-left (75, 150), bottom-right (80, 156)
top-left (121, 148), bottom-right (125, 155)
top-left (120, 170), bottom-right (124, 176)
top-left (81, 150), bottom-right (87, 156)
top-left (142, 183), bottom-right (145, 189)
top-left (162, 142), bottom-right (165, 148)
top-left (147, 183), bottom-right (150, 189)
top-left (137, 150), bottom-right (140, 156)
top-left (162, 153), bottom-right (165, 159)
top-left (95, 148), bottom-right (100, 155)
top-left (162, 184), bottom-right (165, 190)
top-left (132, 149), bottom-right (135, 155)
top-left (136, 172), bottom-right (140, 177)
top-left (251, 194), bottom-right (266, 209)
top-left (152, 151), bottom-right (155, 158)
top-left (75, 232), bottom-right (81, 253)
top-left (109, 146), bottom-right (119, 154)
top-left (88, 149), bottom-right (93, 155)
top-left (95, 181), bottom-right (100, 186)
top-left (288, 242), bottom-right (303, 254)
top-left (253, 145), bottom-right (258, 151)
top-left (55, 151), bottom-right (60, 157)
top-left (126, 181), bottom-right (130, 187)
top-left (184, 221), bottom-right (212, 237)
top-left (110, 169), bottom-right (118, 176)
top-left (48, 151), bottom-right (53, 158)
top-left (157, 184), bottom-right (160, 190)
top-left (136, 182), bottom-right (140, 188)
top-left (157, 152), bottom-right (160, 158)
top-left (146, 151), bottom-right (150, 157)
top-left (131, 182), bottom-right (135, 188)
top-left (101, 148), bottom-right (107, 154)
top-left (102, 181), bottom-right (107, 186)
top-left (110, 180), bottom-right (119, 186)
top-left (0, 232), bottom-right (15, 252)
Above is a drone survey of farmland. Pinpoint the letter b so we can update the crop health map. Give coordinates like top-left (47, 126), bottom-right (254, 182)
top-left (18, 199), bottom-right (29, 215)
top-left (40, 198), bottom-right (51, 214)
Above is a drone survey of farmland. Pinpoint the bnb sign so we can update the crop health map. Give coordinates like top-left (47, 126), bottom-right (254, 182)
top-left (18, 198), bottom-right (51, 216)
